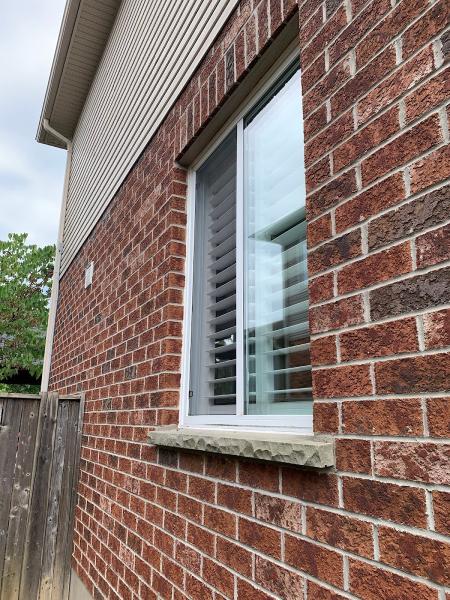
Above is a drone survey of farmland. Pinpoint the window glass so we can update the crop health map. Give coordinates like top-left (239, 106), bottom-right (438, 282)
top-left (243, 67), bottom-right (312, 416)
top-left (189, 130), bottom-right (237, 415)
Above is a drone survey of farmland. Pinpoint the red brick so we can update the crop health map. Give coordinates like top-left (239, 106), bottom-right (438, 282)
top-left (403, 0), bottom-right (450, 59)
top-left (202, 558), bottom-right (235, 598)
top-left (433, 491), bottom-right (450, 536)
top-left (187, 522), bottom-right (215, 554)
top-left (304, 56), bottom-right (352, 116)
top-left (236, 580), bottom-right (273, 600)
top-left (375, 354), bottom-right (450, 395)
top-left (239, 517), bottom-right (281, 559)
top-left (427, 397), bottom-right (450, 438)
top-left (216, 537), bottom-right (253, 577)
top-left (423, 309), bottom-right (450, 350)
top-left (304, 104), bottom-right (328, 141)
top-left (188, 475), bottom-right (216, 502)
top-left (301, 6), bottom-right (347, 69)
top-left (313, 364), bottom-right (372, 398)
top-left (305, 110), bottom-right (354, 164)
top-left (185, 574), bottom-right (213, 600)
top-left (309, 229), bottom-right (362, 275)
top-left (307, 507), bottom-right (373, 558)
top-left (285, 536), bottom-right (343, 587)
top-left (311, 335), bottom-right (337, 366)
top-left (307, 213), bottom-right (332, 248)
top-left (405, 68), bottom-right (450, 123)
top-left (307, 169), bottom-right (358, 219)
top-left (254, 493), bottom-right (301, 532)
top-left (379, 526), bottom-right (450, 586)
top-left (281, 468), bottom-right (339, 506)
top-left (338, 242), bottom-right (412, 294)
top-left (175, 541), bottom-right (201, 573)
top-left (343, 477), bottom-right (427, 527)
top-left (411, 145), bottom-right (450, 195)
top-left (334, 107), bottom-right (399, 172)
top-left (205, 455), bottom-right (236, 481)
top-left (306, 581), bottom-right (347, 600)
top-left (310, 295), bottom-right (365, 334)
top-left (374, 441), bottom-right (450, 484)
top-left (349, 559), bottom-right (438, 600)
top-left (238, 461), bottom-right (280, 493)
top-left (356, 0), bottom-right (429, 66)
top-left (204, 505), bottom-right (236, 538)
top-left (331, 46), bottom-right (397, 116)
top-left (358, 45), bottom-right (435, 125)
top-left (342, 398), bottom-right (424, 436)
top-left (335, 172), bottom-right (405, 233)
top-left (255, 556), bottom-right (304, 598)
top-left (416, 223), bottom-right (450, 268)
top-left (314, 401), bottom-right (339, 434)
top-left (336, 438), bottom-right (372, 473)
top-left (306, 156), bottom-right (332, 193)
top-left (309, 273), bottom-right (334, 304)
top-left (362, 114), bottom-right (442, 185)
top-left (217, 483), bottom-right (252, 515)
top-left (328, 0), bottom-right (391, 66)
top-left (339, 318), bottom-right (418, 360)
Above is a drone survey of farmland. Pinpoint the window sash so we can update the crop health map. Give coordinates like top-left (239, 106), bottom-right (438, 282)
top-left (180, 58), bottom-right (312, 433)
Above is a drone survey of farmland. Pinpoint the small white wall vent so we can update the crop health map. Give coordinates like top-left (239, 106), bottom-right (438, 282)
top-left (84, 262), bottom-right (94, 288)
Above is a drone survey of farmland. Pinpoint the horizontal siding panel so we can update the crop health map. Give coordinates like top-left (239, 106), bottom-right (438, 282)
top-left (61, 0), bottom-right (240, 275)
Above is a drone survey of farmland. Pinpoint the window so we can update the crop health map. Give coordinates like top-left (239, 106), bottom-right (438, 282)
top-left (182, 60), bottom-right (312, 431)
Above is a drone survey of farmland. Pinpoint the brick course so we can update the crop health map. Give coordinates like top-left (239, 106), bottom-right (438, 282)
top-left (49, 0), bottom-right (450, 598)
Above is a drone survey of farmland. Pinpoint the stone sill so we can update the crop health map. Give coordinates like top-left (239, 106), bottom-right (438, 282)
top-left (148, 427), bottom-right (335, 469)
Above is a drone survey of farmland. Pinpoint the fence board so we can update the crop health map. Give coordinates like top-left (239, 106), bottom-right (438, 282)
top-left (0, 392), bottom-right (83, 600)
top-left (1, 399), bottom-right (40, 599)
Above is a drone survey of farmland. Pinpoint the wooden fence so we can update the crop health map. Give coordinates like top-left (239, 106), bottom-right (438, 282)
top-left (0, 392), bottom-right (84, 600)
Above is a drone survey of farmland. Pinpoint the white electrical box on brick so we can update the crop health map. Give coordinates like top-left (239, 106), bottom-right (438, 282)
top-left (84, 262), bottom-right (94, 288)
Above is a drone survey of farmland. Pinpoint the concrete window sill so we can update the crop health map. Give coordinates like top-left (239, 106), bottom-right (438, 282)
top-left (148, 427), bottom-right (335, 469)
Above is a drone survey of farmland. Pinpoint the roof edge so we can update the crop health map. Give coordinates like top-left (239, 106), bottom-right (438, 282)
top-left (36, 0), bottom-right (82, 148)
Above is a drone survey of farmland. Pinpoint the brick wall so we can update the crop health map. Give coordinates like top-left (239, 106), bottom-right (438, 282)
top-left (49, 0), bottom-right (450, 598)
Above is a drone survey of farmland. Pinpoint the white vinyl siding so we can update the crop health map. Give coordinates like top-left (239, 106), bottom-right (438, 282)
top-left (60, 0), bottom-right (240, 275)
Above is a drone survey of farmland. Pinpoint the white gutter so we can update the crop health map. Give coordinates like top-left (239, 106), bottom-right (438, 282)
top-left (41, 120), bottom-right (72, 392)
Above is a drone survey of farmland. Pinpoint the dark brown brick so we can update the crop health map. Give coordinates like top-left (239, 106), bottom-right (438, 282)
top-left (370, 267), bottom-right (450, 320)
top-left (343, 478), bottom-right (427, 527)
top-left (309, 229), bottom-right (362, 275)
top-left (307, 169), bottom-right (358, 219)
top-left (282, 468), bottom-right (339, 506)
top-left (369, 185), bottom-right (450, 250)
top-left (375, 353), bottom-right (450, 395)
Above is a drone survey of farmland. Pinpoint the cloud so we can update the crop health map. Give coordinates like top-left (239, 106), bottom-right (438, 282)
top-left (0, 0), bottom-right (67, 247)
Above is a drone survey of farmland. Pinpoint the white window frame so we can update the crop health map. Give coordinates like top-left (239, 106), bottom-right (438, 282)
top-left (180, 45), bottom-right (313, 433)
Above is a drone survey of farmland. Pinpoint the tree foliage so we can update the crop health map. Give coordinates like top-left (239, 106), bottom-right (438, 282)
top-left (0, 233), bottom-right (55, 385)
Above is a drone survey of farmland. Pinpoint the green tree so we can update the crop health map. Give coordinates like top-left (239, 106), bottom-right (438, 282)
top-left (0, 233), bottom-right (55, 390)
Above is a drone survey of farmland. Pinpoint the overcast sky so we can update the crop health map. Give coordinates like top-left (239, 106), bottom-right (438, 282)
top-left (0, 0), bottom-right (67, 247)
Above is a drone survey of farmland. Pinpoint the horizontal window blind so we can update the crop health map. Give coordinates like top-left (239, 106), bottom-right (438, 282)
top-left (190, 131), bottom-right (237, 415)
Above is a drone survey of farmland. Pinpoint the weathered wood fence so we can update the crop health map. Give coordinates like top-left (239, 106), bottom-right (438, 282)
top-left (0, 392), bottom-right (84, 600)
